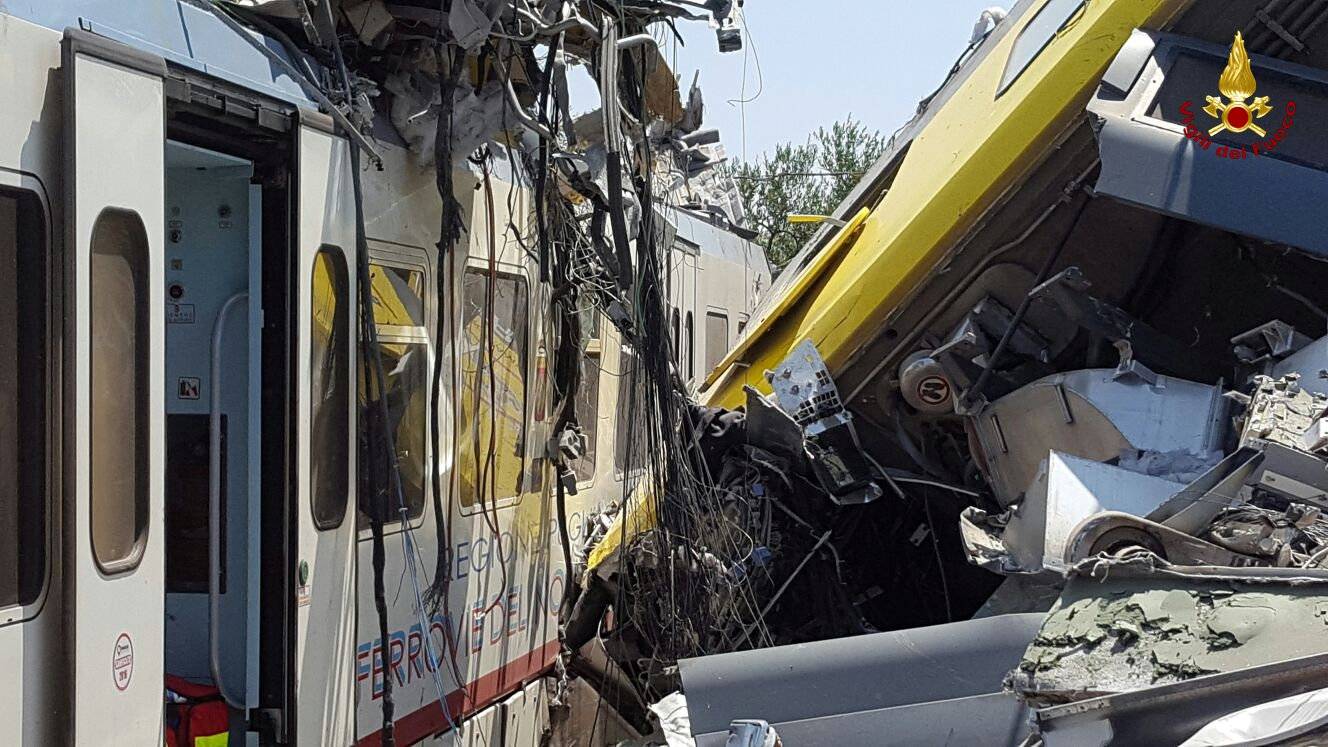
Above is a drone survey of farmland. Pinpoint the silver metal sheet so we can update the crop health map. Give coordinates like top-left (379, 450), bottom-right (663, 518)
top-left (694, 692), bottom-right (1029, 747)
top-left (678, 613), bottom-right (1045, 738)
top-left (1274, 335), bottom-right (1328, 397)
top-left (1003, 451), bottom-right (1183, 572)
top-left (975, 369), bottom-right (1225, 505)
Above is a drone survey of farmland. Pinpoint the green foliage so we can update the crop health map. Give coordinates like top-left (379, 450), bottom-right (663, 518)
top-left (728, 116), bottom-right (887, 270)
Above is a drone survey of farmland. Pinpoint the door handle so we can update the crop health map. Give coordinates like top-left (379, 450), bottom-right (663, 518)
top-left (210, 291), bottom-right (248, 710)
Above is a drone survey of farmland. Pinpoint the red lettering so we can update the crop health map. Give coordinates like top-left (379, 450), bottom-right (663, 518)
top-left (371, 644), bottom-right (386, 701)
top-left (389, 636), bottom-right (407, 686)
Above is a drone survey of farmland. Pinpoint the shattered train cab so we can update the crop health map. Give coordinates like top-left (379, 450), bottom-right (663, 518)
top-left (573, 2), bottom-right (1328, 746)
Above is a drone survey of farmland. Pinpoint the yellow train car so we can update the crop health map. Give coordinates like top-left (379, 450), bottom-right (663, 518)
top-left (591, 5), bottom-right (1328, 743)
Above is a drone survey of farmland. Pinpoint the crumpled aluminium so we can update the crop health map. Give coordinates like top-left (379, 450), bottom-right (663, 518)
top-left (386, 72), bottom-right (509, 166)
top-left (449, 0), bottom-right (509, 51)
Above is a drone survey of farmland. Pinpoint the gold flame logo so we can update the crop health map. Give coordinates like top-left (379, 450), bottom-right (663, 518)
top-left (1204, 32), bottom-right (1273, 136)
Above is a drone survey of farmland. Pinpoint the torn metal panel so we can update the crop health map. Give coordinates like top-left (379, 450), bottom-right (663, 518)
top-left (1274, 334), bottom-right (1328, 397)
top-left (1011, 565), bottom-right (1328, 707)
top-left (1146, 448), bottom-right (1264, 536)
top-left (643, 692), bottom-right (693, 747)
top-left (1239, 374), bottom-right (1328, 451)
top-left (974, 368), bottom-right (1226, 506)
top-left (1032, 648), bottom-right (1328, 747)
top-left (678, 613), bottom-right (1044, 739)
top-left (999, 451), bottom-right (1184, 573)
top-left (765, 340), bottom-right (882, 504)
top-left (448, 0), bottom-right (508, 50)
top-left (1231, 319), bottom-right (1313, 370)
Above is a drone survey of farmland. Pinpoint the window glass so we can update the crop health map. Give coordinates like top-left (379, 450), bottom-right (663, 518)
top-left (704, 311), bottom-right (730, 376)
top-left (0, 189), bottom-right (46, 605)
top-left (671, 309), bottom-right (681, 367)
top-left (90, 208), bottom-right (150, 571)
top-left (571, 309), bottom-right (602, 483)
top-left (571, 354), bottom-right (601, 482)
top-left (685, 311), bottom-right (695, 379)
top-left (370, 264), bottom-right (427, 329)
top-left (458, 270), bottom-right (529, 507)
top-left (310, 247), bottom-right (350, 530)
top-left (998, 0), bottom-right (1087, 94)
top-left (614, 347), bottom-right (649, 474)
top-left (359, 262), bottom-right (429, 528)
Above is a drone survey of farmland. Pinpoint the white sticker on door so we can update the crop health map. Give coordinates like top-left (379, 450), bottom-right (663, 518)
top-left (112, 633), bottom-right (134, 692)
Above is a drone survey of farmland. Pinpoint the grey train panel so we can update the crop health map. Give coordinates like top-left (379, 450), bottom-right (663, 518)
top-left (678, 612), bottom-right (1044, 738)
top-left (1088, 30), bottom-right (1328, 257)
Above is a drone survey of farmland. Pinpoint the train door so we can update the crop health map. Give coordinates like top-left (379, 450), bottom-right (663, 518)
top-left (295, 117), bottom-right (359, 744)
top-left (62, 30), bottom-right (167, 745)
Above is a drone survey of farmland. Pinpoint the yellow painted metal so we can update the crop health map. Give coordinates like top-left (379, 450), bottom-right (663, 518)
top-left (589, 0), bottom-right (1193, 574)
top-left (585, 482), bottom-right (657, 572)
top-left (787, 213), bottom-right (845, 225)
top-left (701, 207), bottom-right (871, 390)
top-left (702, 0), bottom-right (1190, 412)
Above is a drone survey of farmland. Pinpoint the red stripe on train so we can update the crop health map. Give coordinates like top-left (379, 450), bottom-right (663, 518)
top-left (356, 640), bottom-right (560, 746)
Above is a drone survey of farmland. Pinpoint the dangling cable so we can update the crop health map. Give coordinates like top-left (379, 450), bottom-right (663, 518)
top-left (323, 5), bottom-right (458, 735)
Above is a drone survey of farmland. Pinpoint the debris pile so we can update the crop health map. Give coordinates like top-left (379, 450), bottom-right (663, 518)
top-left (213, 1), bottom-right (762, 741)
top-left (588, 296), bottom-right (1328, 742)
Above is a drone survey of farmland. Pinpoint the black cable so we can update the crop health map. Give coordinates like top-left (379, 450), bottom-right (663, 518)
top-left (533, 30), bottom-right (561, 282)
top-left (963, 192), bottom-right (1092, 408)
top-left (323, 7), bottom-right (396, 742)
top-left (426, 42), bottom-right (467, 617)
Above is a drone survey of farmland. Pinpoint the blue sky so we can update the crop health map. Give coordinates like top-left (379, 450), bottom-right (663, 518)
top-left (572, 2), bottom-right (1008, 163)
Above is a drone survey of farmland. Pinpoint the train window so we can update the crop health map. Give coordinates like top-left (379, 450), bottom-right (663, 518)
top-left (685, 311), bottom-right (695, 379)
top-left (0, 188), bottom-right (46, 606)
top-left (671, 309), bottom-right (681, 368)
top-left (704, 311), bottom-right (730, 376)
top-left (572, 352), bottom-right (601, 482)
top-left (572, 311), bottom-right (602, 483)
top-left (458, 269), bottom-right (530, 507)
top-left (614, 347), bottom-right (647, 474)
top-left (998, 0), bottom-right (1087, 95)
top-left (359, 262), bottom-right (429, 528)
top-left (90, 208), bottom-right (150, 572)
top-left (310, 246), bottom-right (351, 530)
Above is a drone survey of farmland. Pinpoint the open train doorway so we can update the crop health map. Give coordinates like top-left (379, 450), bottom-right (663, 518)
top-left (161, 140), bottom-right (263, 741)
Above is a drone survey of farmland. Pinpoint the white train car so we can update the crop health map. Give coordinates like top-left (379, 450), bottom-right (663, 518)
top-left (0, 2), bottom-right (769, 745)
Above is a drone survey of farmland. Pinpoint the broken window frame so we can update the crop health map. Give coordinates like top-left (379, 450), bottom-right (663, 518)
top-left (997, 0), bottom-right (1089, 96)
top-left (571, 309), bottom-right (603, 484)
top-left (456, 265), bottom-right (532, 512)
top-left (357, 255), bottom-right (431, 532)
